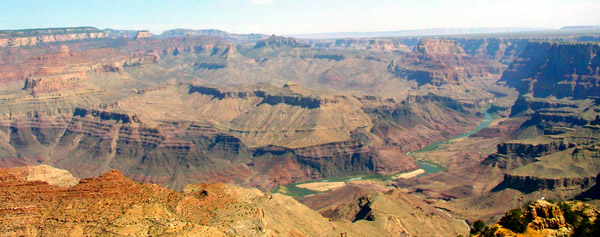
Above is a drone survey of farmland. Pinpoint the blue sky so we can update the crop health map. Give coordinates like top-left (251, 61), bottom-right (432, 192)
top-left (1, 0), bottom-right (598, 35)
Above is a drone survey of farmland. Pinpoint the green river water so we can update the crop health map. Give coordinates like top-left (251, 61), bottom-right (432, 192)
top-left (273, 108), bottom-right (494, 197)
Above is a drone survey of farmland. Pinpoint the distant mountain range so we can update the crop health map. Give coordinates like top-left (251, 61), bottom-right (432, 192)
top-left (287, 27), bottom-right (552, 39)
top-left (100, 26), bottom-right (600, 42)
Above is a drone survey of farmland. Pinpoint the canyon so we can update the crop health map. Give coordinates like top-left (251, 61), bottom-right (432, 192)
top-left (0, 26), bottom-right (599, 236)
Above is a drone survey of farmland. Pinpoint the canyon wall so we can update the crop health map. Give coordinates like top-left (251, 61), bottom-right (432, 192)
top-left (500, 42), bottom-right (600, 99)
top-left (0, 27), bottom-right (107, 47)
top-left (387, 39), bottom-right (504, 86)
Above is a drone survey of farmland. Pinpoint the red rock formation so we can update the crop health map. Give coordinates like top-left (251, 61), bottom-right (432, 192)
top-left (501, 42), bottom-right (600, 99)
top-left (23, 71), bottom-right (87, 95)
top-left (0, 46), bottom-right (124, 84)
top-left (388, 39), bottom-right (504, 86)
top-left (0, 167), bottom-right (377, 236)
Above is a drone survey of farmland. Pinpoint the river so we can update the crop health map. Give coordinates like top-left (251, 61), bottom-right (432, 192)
top-left (273, 108), bottom-right (494, 196)
top-left (411, 107), bottom-right (493, 174)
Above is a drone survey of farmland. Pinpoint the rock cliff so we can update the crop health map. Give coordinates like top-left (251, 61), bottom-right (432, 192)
top-left (188, 84), bottom-right (338, 109)
top-left (133, 30), bottom-right (151, 39)
top-left (254, 35), bottom-right (309, 49)
top-left (23, 72), bottom-right (87, 95)
top-left (0, 27), bottom-right (107, 47)
top-left (369, 93), bottom-right (483, 152)
top-left (492, 142), bottom-right (600, 196)
top-left (388, 39), bottom-right (503, 87)
top-left (481, 200), bottom-right (599, 236)
top-left (500, 42), bottom-right (600, 99)
top-left (451, 38), bottom-right (531, 64)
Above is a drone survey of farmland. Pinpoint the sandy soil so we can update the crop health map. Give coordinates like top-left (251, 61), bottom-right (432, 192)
top-left (393, 169), bottom-right (425, 179)
top-left (296, 182), bottom-right (346, 192)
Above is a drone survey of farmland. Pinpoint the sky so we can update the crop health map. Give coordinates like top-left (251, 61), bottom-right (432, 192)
top-left (0, 0), bottom-right (599, 35)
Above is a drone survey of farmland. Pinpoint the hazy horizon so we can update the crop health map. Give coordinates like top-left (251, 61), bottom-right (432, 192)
top-left (1, 0), bottom-right (599, 35)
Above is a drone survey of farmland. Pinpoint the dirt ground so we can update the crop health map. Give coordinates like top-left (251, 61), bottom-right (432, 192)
top-left (393, 169), bottom-right (425, 179)
top-left (296, 182), bottom-right (346, 192)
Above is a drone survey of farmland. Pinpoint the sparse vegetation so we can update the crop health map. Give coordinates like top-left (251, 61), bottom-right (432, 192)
top-left (557, 201), bottom-right (600, 237)
top-left (470, 220), bottom-right (486, 235)
top-left (499, 208), bottom-right (529, 233)
top-left (481, 226), bottom-right (498, 237)
top-left (558, 202), bottom-right (579, 227)
top-left (469, 220), bottom-right (499, 237)
top-left (489, 200), bottom-right (600, 236)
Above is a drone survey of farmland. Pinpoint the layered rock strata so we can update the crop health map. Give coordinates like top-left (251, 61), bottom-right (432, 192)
top-left (0, 27), bottom-right (107, 47)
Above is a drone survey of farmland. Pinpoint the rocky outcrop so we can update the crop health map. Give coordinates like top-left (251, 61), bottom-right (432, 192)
top-left (258, 140), bottom-right (375, 176)
top-left (495, 174), bottom-right (596, 194)
top-left (525, 200), bottom-right (568, 231)
top-left (509, 96), bottom-right (580, 116)
top-left (0, 27), bottom-right (107, 47)
top-left (102, 28), bottom-right (139, 39)
top-left (22, 71), bottom-right (87, 95)
top-left (188, 84), bottom-right (338, 109)
top-left (451, 38), bottom-right (531, 64)
top-left (368, 93), bottom-right (482, 152)
top-left (1, 165), bottom-right (79, 188)
top-left (0, 167), bottom-right (368, 236)
top-left (254, 35), bottom-right (310, 49)
top-left (500, 42), bottom-right (600, 99)
top-left (491, 143), bottom-right (600, 195)
top-left (53, 111), bottom-right (221, 190)
top-left (390, 67), bottom-right (459, 86)
top-left (388, 39), bottom-right (503, 86)
top-left (72, 107), bottom-right (140, 123)
top-left (121, 51), bottom-right (160, 67)
top-left (259, 93), bottom-right (334, 109)
top-left (134, 30), bottom-right (151, 39)
top-left (497, 141), bottom-right (574, 157)
top-left (0, 45), bottom-right (125, 84)
top-left (249, 140), bottom-right (405, 189)
top-left (483, 200), bottom-right (600, 236)
top-left (524, 111), bottom-right (591, 130)
top-left (415, 39), bottom-right (467, 56)
top-left (118, 35), bottom-right (224, 58)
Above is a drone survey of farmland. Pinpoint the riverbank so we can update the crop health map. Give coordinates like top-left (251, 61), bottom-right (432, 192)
top-left (392, 168), bottom-right (425, 179)
top-left (272, 108), bottom-right (495, 197)
top-left (408, 107), bottom-right (494, 171)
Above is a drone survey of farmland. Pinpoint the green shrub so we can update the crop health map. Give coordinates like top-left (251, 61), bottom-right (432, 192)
top-left (557, 201), bottom-right (600, 236)
top-left (573, 215), bottom-right (592, 237)
top-left (499, 208), bottom-right (529, 233)
top-left (558, 202), bottom-right (579, 226)
top-left (481, 226), bottom-right (498, 237)
top-left (592, 217), bottom-right (600, 235)
top-left (470, 220), bottom-right (486, 234)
